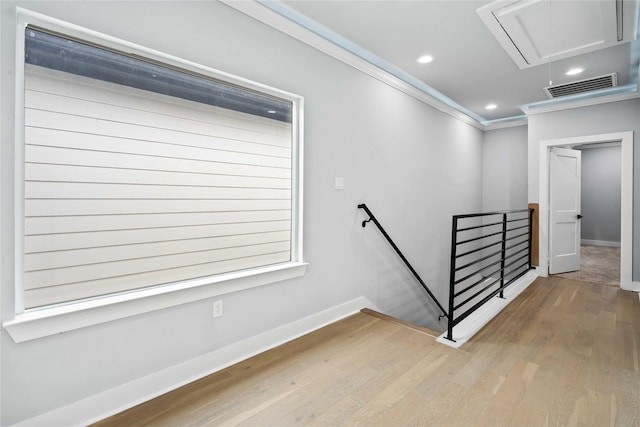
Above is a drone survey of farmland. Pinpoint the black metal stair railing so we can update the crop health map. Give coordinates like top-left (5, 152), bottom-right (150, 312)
top-left (357, 204), bottom-right (448, 320)
top-left (357, 204), bottom-right (534, 342)
top-left (446, 209), bottom-right (534, 341)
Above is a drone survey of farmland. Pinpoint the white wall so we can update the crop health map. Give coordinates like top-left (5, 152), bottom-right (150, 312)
top-left (482, 125), bottom-right (528, 212)
top-left (581, 146), bottom-right (621, 244)
top-left (0, 1), bottom-right (483, 424)
top-left (527, 98), bottom-right (640, 279)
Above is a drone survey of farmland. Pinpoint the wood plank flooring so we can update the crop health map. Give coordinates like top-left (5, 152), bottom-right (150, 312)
top-left (94, 276), bottom-right (640, 426)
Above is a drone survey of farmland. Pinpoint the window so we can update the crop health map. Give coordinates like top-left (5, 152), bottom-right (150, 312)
top-left (15, 21), bottom-right (303, 316)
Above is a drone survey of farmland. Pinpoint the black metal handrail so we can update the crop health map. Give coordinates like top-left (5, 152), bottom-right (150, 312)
top-left (357, 204), bottom-right (448, 319)
top-left (446, 208), bottom-right (534, 341)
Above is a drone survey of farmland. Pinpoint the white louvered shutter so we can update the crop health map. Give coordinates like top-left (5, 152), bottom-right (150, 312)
top-left (23, 66), bottom-right (293, 308)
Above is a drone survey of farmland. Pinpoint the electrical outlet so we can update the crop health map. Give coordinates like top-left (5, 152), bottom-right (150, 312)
top-left (213, 300), bottom-right (223, 318)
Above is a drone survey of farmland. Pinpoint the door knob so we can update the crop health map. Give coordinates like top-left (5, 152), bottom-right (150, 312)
top-left (577, 214), bottom-right (583, 219)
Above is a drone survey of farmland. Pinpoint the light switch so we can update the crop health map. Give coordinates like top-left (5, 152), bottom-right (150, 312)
top-left (335, 177), bottom-right (344, 190)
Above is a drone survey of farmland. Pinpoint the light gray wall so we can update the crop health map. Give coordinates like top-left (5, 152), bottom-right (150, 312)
top-left (0, 2), bottom-right (483, 424)
top-left (482, 125), bottom-right (528, 212)
top-left (527, 98), bottom-right (640, 279)
top-left (581, 146), bottom-right (621, 244)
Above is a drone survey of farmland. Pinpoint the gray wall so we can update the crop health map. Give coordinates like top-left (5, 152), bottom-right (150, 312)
top-left (0, 2), bottom-right (484, 424)
top-left (482, 125), bottom-right (528, 212)
top-left (527, 98), bottom-right (640, 279)
top-left (581, 146), bottom-right (621, 244)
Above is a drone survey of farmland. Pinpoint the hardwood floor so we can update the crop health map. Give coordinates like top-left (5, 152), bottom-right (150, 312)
top-left (94, 276), bottom-right (640, 426)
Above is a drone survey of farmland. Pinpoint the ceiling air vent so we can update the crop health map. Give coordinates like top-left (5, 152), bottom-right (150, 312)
top-left (544, 73), bottom-right (617, 98)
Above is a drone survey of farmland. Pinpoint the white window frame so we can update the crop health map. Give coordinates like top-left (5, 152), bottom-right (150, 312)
top-left (3, 8), bottom-right (306, 343)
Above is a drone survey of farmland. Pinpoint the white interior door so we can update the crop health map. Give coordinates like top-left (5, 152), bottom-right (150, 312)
top-left (549, 147), bottom-right (582, 274)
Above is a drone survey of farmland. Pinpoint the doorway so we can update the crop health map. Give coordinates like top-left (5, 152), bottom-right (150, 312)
top-left (538, 131), bottom-right (638, 292)
top-left (553, 143), bottom-right (621, 285)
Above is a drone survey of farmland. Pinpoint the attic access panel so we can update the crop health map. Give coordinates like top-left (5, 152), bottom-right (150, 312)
top-left (477, 0), bottom-right (637, 69)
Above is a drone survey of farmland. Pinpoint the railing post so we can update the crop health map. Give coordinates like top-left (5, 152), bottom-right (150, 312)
top-left (528, 208), bottom-right (533, 269)
top-left (499, 213), bottom-right (507, 299)
top-left (447, 216), bottom-right (458, 342)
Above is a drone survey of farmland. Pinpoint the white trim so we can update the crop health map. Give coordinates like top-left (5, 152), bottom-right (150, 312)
top-left (576, 141), bottom-right (621, 149)
top-left (14, 8), bottom-right (27, 313)
top-left (436, 270), bottom-right (538, 348)
top-left (581, 239), bottom-right (621, 248)
top-left (7, 8), bottom-right (308, 342)
top-left (522, 87), bottom-right (640, 116)
top-left (12, 297), bottom-right (374, 427)
top-left (483, 119), bottom-right (528, 131)
top-left (476, 1), bottom-right (531, 70)
top-left (4, 262), bottom-right (308, 343)
top-left (292, 97), bottom-right (305, 262)
top-left (538, 132), bottom-right (639, 292)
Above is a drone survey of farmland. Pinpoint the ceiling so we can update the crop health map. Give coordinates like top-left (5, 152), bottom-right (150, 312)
top-left (264, 0), bottom-right (640, 126)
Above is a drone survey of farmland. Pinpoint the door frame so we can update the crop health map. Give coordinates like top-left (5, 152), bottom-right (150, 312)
top-left (538, 131), bottom-right (638, 291)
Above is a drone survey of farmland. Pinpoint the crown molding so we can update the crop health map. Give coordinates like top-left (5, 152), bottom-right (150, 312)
top-left (482, 116), bottom-right (529, 130)
top-left (220, 0), bottom-right (486, 130)
top-left (522, 85), bottom-right (640, 116)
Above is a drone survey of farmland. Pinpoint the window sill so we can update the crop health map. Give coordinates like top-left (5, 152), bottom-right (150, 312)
top-left (3, 262), bottom-right (308, 343)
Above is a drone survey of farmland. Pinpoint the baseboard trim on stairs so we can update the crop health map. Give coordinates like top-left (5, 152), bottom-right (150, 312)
top-left (436, 269), bottom-right (539, 348)
top-left (360, 308), bottom-right (441, 338)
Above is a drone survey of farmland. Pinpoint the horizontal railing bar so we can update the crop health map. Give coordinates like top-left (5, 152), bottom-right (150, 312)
top-left (505, 257), bottom-right (530, 273)
top-left (456, 229), bottom-right (503, 245)
top-left (454, 276), bottom-right (502, 311)
top-left (456, 217), bottom-right (527, 234)
top-left (454, 257), bottom-right (504, 285)
top-left (505, 239), bottom-right (528, 252)
top-left (455, 265), bottom-right (503, 296)
top-left (455, 248), bottom-right (503, 271)
top-left (455, 251), bottom-right (528, 295)
top-left (503, 247), bottom-right (528, 263)
top-left (456, 220), bottom-right (504, 232)
top-left (456, 240), bottom-right (502, 258)
top-left (457, 226), bottom-right (529, 246)
top-left (506, 216), bottom-right (528, 222)
top-left (453, 209), bottom-right (530, 219)
top-left (504, 231), bottom-right (529, 243)
top-left (504, 242), bottom-right (528, 255)
top-left (503, 265), bottom-right (531, 286)
top-left (504, 225), bottom-right (529, 234)
top-left (504, 262), bottom-right (530, 279)
top-left (453, 245), bottom-right (529, 285)
top-left (503, 253), bottom-right (529, 271)
top-left (505, 224), bottom-right (529, 233)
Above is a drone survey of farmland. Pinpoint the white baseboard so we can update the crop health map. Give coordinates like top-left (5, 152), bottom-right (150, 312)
top-left (436, 269), bottom-right (538, 348)
top-left (581, 239), bottom-right (621, 247)
top-left (14, 297), bottom-right (375, 427)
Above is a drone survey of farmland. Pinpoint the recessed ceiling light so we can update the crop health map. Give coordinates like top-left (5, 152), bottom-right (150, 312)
top-left (566, 68), bottom-right (584, 76)
top-left (417, 55), bottom-right (433, 64)
top-left (485, 103), bottom-right (497, 110)
top-left (267, 110), bottom-right (277, 114)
